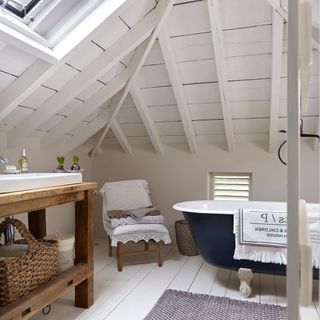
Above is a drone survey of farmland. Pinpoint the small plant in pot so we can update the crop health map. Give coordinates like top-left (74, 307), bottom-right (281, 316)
top-left (55, 156), bottom-right (66, 173)
top-left (71, 155), bottom-right (80, 171)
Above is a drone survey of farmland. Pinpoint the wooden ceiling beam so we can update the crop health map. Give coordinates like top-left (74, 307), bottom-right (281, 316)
top-left (207, 0), bottom-right (235, 152)
top-left (269, 10), bottom-right (284, 153)
top-left (64, 110), bottom-right (132, 154)
top-left (158, 23), bottom-right (198, 154)
top-left (89, 0), bottom-right (175, 158)
top-left (7, 11), bottom-right (156, 148)
top-left (130, 80), bottom-right (164, 154)
top-left (40, 69), bottom-right (128, 148)
top-left (0, 60), bottom-right (52, 123)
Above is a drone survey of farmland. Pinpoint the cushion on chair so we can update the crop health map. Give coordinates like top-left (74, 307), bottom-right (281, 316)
top-left (107, 224), bottom-right (172, 246)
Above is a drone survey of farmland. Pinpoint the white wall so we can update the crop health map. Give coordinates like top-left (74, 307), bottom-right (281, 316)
top-left (1, 135), bottom-right (93, 236)
top-left (92, 141), bottom-right (319, 240)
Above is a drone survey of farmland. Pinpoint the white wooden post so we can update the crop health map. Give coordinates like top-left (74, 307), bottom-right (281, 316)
top-left (287, 0), bottom-right (300, 319)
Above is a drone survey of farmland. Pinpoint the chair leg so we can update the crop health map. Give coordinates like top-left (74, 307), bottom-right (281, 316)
top-left (117, 242), bottom-right (123, 272)
top-left (156, 242), bottom-right (162, 267)
top-left (108, 236), bottom-right (112, 257)
top-left (144, 241), bottom-right (149, 252)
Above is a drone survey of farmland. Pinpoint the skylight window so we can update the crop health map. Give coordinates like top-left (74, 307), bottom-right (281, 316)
top-left (0, 0), bottom-right (41, 18)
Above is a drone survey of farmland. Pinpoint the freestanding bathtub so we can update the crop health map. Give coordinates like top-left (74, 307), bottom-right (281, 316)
top-left (173, 200), bottom-right (319, 277)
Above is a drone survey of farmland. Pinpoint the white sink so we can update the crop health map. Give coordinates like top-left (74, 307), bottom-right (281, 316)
top-left (0, 172), bottom-right (83, 193)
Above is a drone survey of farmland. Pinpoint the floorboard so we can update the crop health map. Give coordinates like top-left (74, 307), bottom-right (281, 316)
top-left (30, 241), bottom-right (319, 320)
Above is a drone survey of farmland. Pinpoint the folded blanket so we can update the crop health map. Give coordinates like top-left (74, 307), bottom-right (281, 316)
top-left (106, 215), bottom-right (165, 228)
top-left (108, 207), bottom-right (160, 219)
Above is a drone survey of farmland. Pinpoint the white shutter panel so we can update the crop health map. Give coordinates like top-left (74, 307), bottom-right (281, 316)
top-left (211, 174), bottom-right (251, 201)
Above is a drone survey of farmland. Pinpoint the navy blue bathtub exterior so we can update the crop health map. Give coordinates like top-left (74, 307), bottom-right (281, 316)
top-left (183, 211), bottom-right (319, 278)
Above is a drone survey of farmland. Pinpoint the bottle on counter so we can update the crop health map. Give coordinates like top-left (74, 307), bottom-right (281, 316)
top-left (19, 148), bottom-right (28, 173)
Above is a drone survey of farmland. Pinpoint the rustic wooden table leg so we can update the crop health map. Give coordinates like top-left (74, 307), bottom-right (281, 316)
top-left (28, 209), bottom-right (46, 239)
top-left (74, 190), bottom-right (94, 308)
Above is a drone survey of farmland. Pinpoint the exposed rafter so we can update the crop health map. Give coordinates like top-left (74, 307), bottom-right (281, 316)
top-left (40, 69), bottom-right (128, 148)
top-left (158, 23), bottom-right (198, 154)
top-left (89, 0), bottom-right (175, 158)
top-left (7, 11), bottom-right (156, 148)
top-left (64, 110), bottom-right (132, 154)
top-left (269, 10), bottom-right (284, 153)
top-left (0, 60), bottom-right (52, 122)
top-left (207, 0), bottom-right (235, 152)
top-left (130, 80), bottom-right (164, 154)
top-left (0, 0), bottom-right (136, 149)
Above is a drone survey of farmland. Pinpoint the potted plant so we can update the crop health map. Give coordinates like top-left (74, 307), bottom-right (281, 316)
top-left (71, 155), bottom-right (80, 171)
top-left (55, 156), bottom-right (66, 173)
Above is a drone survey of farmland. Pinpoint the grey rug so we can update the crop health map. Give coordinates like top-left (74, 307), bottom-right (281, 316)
top-left (144, 289), bottom-right (287, 320)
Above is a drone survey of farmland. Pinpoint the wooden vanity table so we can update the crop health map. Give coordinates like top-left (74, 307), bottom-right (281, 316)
top-left (0, 182), bottom-right (97, 320)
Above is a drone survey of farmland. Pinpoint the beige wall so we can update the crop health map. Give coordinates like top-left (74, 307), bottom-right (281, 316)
top-left (1, 135), bottom-right (93, 236)
top-left (92, 141), bottom-right (319, 240)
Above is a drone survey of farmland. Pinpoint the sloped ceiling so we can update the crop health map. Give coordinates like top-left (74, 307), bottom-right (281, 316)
top-left (0, 0), bottom-right (319, 155)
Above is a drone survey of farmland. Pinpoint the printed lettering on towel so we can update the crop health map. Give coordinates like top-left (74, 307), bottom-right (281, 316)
top-left (239, 209), bottom-right (287, 247)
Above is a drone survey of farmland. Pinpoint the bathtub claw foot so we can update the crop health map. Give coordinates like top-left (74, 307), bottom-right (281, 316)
top-left (238, 268), bottom-right (253, 298)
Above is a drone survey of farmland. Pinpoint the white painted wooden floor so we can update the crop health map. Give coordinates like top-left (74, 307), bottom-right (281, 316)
top-left (31, 240), bottom-right (320, 320)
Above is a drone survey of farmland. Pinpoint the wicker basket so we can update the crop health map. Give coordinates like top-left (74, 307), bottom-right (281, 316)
top-left (0, 219), bottom-right (58, 306)
top-left (175, 220), bottom-right (199, 256)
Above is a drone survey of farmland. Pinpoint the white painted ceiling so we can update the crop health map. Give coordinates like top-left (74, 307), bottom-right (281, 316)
top-left (0, 0), bottom-right (319, 155)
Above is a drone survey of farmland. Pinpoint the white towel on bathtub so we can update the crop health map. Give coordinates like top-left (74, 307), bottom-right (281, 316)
top-left (233, 209), bottom-right (320, 268)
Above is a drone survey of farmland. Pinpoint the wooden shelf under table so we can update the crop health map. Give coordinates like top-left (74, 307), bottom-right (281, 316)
top-left (0, 182), bottom-right (97, 320)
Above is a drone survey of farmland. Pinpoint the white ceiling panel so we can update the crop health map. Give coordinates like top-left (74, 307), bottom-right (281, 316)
top-left (21, 86), bottom-right (56, 109)
top-left (227, 54), bottom-right (271, 81)
top-left (43, 64), bottom-right (79, 91)
top-left (156, 121), bottom-right (185, 136)
top-left (233, 118), bottom-right (269, 134)
top-left (93, 16), bottom-right (129, 50)
top-left (231, 101), bottom-right (270, 119)
top-left (122, 94), bottom-right (136, 108)
top-left (60, 99), bottom-right (83, 116)
top-left (99, 63), bottom-right (126, 84)
top-left (0, 72), bottom-right (16, 93)
top-left (220, 0), bottom-right (272, 29)
top-left (37, 115), bottom-right (65, 132)
top-left (76, 81), bottom-right (104, 101)
top-left (1, 106), bottom-right (33, 126)
top-left (172, 33), bottom-right (214, 62)
top-left (83, 108), bottom-right (104, 123)
top-left (230, 79), bottom-right (271, 102)
top-left (67, 42), bottom-right (103, 71)
top-left (149, 105), bottom-right (181, 122)
top-left (0, 45), bottom-right (37, 76)
top-left (189, 103), bottom-right (223, 120)
top-left (141, 86), bottom-right (176, 106)
top-left (0, 124), bottom-right (13, 133)
top-left (121, 123), bottom-right (148, 137)
top-left (118, 108), bottom-right (142, 123)
top-left (184, 83), bottom-right (220, 104)
top-left (178, 59), bottom-right (217, 84)
top-left (139, 64), bottom-right (171, 88)
top-left (120, 0), bottom-right (156, 28)
top-left (224, 25), bottom-right (272, 57)
top-left (167, 1), bottom-right (210, 37)
top-left (193, 120), bottom-right (225, 135)
top-left (144, 40), bottom-right (164, 65)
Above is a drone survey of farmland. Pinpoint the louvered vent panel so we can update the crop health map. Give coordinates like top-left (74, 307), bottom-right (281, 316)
top-left (210, 174), bottom-right (252, 201)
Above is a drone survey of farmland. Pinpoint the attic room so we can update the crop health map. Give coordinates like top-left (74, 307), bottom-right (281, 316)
top-left (0, 0), bottom-right (319, 319)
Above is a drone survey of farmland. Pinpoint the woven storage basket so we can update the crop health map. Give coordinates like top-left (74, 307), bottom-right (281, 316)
top-left (175, 220), bottom-right (199, 256)
top-left (0, 219), bottom-right (58, 307)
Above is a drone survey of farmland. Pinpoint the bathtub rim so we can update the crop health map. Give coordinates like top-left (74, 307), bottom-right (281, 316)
top-left (173, 200), bottom-right (319, 215)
